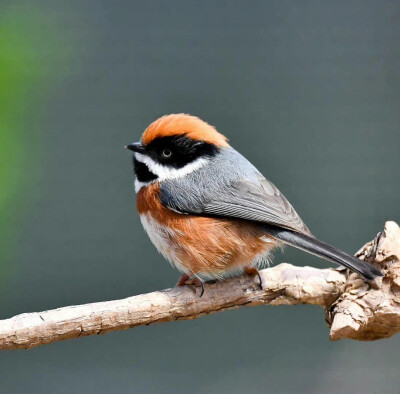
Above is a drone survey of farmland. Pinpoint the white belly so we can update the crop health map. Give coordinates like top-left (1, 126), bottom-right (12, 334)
top-left (140, 213), bottom-right (187, 273)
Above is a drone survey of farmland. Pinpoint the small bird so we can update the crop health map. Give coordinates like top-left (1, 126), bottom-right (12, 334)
top-left (126, 114), bottom-right (381, 296)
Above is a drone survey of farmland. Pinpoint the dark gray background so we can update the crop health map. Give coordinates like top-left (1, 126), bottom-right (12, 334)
top-left (1, 1), bottom-right (400, 393)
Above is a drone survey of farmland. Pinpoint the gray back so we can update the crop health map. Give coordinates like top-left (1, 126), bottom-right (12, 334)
top-left (160, 148), bottom-right (311, 234)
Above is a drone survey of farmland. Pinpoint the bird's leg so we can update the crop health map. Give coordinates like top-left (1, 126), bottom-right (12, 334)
top-left (176, 273), bottom-right (191, 287)
top-left (176, 274), bottom-right (205, 297)
top-left (244, 267), bottom-right (263, 289)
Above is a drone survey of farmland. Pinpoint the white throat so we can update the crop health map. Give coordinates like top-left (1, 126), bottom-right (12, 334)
top-left (134, 152), bottom-right (208, 192)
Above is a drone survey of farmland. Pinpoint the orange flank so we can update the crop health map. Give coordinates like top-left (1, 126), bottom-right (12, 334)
top-left (137, 183), bottom-right (275, 278)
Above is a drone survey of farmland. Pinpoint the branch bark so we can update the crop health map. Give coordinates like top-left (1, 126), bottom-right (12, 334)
top-left (0, 221), bottom-right (399, 351)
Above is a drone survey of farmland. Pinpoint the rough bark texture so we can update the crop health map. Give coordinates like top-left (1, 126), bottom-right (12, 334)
top-left (327, 221), bottom-right (400, 340)
top-left (0, 221), bottom-right (399, 351)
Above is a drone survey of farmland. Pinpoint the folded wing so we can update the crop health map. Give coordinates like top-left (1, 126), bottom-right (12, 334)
top-left (160, 148), bottom-right (311, 235)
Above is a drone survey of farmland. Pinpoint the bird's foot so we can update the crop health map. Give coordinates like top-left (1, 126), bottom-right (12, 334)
top-left (244, 267), bottom-right (263, 289)
top-left (176, 274), bottom-right (205, 297)
top-left (176, 273), bottom-right (191, 287)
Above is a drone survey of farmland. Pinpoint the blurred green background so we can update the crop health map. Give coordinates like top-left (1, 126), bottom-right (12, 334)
top-left (1, 1), bottom-right (400, 393)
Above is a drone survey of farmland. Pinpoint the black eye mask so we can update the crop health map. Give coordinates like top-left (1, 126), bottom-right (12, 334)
top-left (144, 135), bottom-right (220, 169)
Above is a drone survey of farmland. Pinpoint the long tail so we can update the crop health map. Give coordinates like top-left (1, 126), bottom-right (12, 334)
top-left (262, 224), bottom-right (382, 280)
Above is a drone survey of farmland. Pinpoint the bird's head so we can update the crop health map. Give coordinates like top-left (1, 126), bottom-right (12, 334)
top-left (126, 114), bottom-right (229, 191)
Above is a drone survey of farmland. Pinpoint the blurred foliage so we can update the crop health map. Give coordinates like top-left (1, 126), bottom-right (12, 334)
top-left (0, 6), bottom-right (67, 275)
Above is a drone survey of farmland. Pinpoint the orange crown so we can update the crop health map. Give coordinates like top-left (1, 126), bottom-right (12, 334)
top-left (141, 114), bottom-right (229, 147)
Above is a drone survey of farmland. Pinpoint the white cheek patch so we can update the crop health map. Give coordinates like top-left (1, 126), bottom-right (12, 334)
top-left (134, 152), bottom-right (208, 192)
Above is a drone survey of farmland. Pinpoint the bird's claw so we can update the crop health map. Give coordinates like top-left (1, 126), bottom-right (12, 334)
top-left (244, 267), bottom-right (263, 290)
top-left (176, 274), bottom-right (205, 297)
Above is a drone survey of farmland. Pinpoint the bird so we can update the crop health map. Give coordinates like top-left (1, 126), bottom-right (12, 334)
top-left (125, 114), bottom-right (382, 296)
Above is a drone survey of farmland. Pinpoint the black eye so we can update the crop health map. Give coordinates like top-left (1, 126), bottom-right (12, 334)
top-left (161, 148), bottom-right (172, 158)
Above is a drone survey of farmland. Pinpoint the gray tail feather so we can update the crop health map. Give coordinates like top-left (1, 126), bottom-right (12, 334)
top-left (262, 224), bottom-right (382, 280)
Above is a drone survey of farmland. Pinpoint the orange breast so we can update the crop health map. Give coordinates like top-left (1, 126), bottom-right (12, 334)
top-left (137, 183), bottom-right (277, 279)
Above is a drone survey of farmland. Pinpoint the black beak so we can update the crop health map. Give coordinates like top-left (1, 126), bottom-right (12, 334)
top-left (125, 142), bottom-right (145, 153)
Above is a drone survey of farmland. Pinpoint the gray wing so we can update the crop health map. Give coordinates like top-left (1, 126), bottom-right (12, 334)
top-left (160, 148), bottom-right (311, 235)
top-left (201, 175), bottom-right (311, 234)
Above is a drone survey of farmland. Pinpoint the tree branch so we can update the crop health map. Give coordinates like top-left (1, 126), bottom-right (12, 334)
top-left (0, 221), bottom-right (399, 351)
